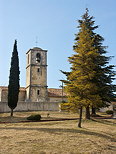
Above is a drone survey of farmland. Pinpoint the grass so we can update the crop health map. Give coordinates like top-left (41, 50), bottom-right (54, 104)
top-left (0, 111), bottom-right (116, 154)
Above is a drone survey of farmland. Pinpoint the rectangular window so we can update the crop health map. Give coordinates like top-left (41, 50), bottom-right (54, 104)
top-left (37, 90), bottom-right (40, 95)
top-left (37, 68), bottom-right (42, 76)
top-left (37, 68), bottom-right (40, 72)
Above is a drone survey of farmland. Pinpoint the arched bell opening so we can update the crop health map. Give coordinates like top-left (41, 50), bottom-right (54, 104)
top-left (36, 53), bottom-right (41, 63)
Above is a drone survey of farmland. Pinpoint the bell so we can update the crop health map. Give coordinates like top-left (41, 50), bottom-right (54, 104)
top-left (36, 57), bottom-right (40, 63)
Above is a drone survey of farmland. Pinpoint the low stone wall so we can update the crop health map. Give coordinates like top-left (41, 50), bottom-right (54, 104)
top-left (0, 101), bottom-right (60, 113)
top-left (100, 104), bottom-right (113, 112)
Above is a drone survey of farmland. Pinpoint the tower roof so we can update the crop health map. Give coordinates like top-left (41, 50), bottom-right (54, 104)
top-left (26, 47), bottom-right (47, 54)
top-left (32, 47), bottom-right (42, 50)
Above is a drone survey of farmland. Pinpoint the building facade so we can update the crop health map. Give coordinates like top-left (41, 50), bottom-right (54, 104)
top-left (0, 47), bottom-right (67, 112)
top-left (0, 46), bottom-right (114, 113)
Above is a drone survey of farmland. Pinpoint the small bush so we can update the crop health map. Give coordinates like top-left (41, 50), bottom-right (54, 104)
top-left (106, 110), bottom-right (113, 115)
top-left (27, 114), bottom-right (41, 121)
top-left (60, 102), bottom-right (71, 111)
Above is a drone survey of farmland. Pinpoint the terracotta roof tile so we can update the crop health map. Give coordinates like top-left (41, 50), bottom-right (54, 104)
top-left (0, 86), bottom-right (25, 91)
top-left (48, 88), bottom-right (67, 97)
top-left (0, 86), bottom-right (67, 97)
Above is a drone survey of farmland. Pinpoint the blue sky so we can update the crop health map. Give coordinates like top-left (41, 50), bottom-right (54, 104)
top-left (0, 0), bottom-right (116, 88)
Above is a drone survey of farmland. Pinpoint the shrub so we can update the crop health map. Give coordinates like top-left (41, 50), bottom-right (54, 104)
top-left (60, 102), bottom-right (71, 111)
top-left (106, 110), bottom-right (113, 115)
top-left (27, 114), bottom-right (41, 121)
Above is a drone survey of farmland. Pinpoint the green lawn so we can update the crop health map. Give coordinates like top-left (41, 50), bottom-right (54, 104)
top-left (0, 111), bottom-right (116, 154)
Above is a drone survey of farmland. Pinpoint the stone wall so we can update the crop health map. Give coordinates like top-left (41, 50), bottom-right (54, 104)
top-left (0, 101), bottom-right (114, 113)
top-left (0, 101), bottom-right (60, 113)
top-left (0, 89), bottom-right (26, 102)
top-left (49, 97), bottom-right (67, 103)
top-left (100, 105), bottom-right (113, 112)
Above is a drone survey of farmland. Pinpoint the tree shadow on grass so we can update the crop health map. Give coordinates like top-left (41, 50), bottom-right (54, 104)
top-left (91, 118), bottom-right (116, 125)
top-left (0, 116), bottom-right (26, 122)
top-left (0, 126), bottom-right (115, 142)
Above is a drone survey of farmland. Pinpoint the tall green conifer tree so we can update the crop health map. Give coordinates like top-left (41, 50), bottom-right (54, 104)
top-left (8, 40), bottom-right (20, 116)
top-left (62, 9), bottom-right (115, 127)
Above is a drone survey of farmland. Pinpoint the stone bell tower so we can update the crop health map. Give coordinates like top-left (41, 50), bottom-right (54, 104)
top-left (26, 47), bottom-right (48, 102)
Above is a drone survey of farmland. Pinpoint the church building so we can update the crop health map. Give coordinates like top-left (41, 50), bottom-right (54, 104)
top-left (0, 47), bottom-right (115, 113)
top-left (0, 47), bottom-right (67, 112)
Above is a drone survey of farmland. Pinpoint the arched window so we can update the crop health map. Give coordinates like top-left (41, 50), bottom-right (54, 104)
top-left (36, 53), bottom-right (41, 63)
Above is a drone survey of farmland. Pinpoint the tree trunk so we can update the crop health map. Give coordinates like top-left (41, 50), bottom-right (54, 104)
top-left (78, 106), bottom-right (83, 128)
top-left (11, 109), bottom-right (13, 117)
top-left (85, 106), bottom-right (90, 119)
top-left (91, 106), bottom-right (96, 115)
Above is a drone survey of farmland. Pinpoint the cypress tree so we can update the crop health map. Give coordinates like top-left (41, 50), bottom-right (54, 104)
top-left (61, 9), bottom-right (115, 126)
top-left (8, 40), bottom-right (20, 116)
